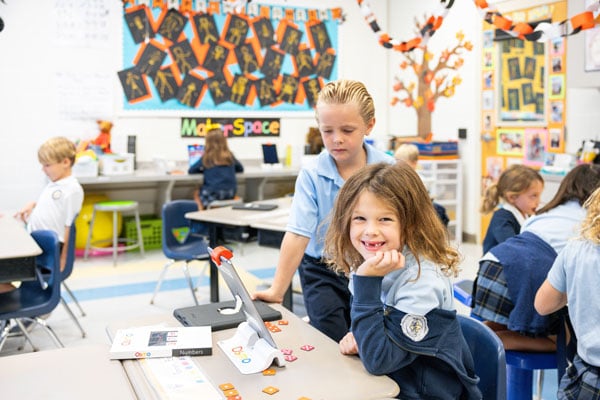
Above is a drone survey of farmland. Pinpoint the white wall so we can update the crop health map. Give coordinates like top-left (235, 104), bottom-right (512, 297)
top-left (2, 0), bottom-right (598, 240)
top-left (0, 0), bottom-right (389, 212)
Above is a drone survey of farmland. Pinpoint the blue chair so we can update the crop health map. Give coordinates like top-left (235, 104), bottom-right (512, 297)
top-left (454, 279), bottom-right (562, 400)
top-left (506, 350), bottom-right (556, 400)
top-left (0, 230), bottom-right (64, 352)
top-left (458, 314), bottom-right (507, 400)
top-left (453, 279), bottom-right (474, 307)
top-left (150, 200), bottom-right (210, 306)
top-left (60, 217), bottom-right (86, 338)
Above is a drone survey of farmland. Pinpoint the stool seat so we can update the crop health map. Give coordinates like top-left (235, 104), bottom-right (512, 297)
top-left (84, 200), bottom-right (144, 266)
top-left (94, 200), bottom-right (139, 212)
top-left (506, 350), bottom-right (557, 400)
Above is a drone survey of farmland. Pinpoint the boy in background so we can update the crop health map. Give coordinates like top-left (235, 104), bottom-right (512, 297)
top-left (2, 137), bottom-right (84, 293)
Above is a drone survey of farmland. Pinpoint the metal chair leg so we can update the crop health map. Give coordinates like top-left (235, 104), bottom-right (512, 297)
top-left (0, 321), bottom-right (11, 353)
top-left (62, 282), bottom-right (86, 316)
top-left (150, 260), bottom-right (175, 305)
top-left (32, 317), bottom-right (64, 348)
top-left (61, 298), bottom-right (86, 338)
top-left (15, 318), bottom-right (40, 352)
top-left (182, 261), bottom-right (199, 306)
top-left (534, 370), bottom-right (544, 400)
top-left (84, 208), bottom-right (97, 260)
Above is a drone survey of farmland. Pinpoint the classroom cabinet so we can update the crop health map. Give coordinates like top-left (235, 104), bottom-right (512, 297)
top-left (417, 159), bottom-right (463, 244)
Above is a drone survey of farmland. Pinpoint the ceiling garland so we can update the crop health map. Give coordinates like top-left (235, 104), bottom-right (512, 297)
top-left (357, 0), bottom-right (600, 52)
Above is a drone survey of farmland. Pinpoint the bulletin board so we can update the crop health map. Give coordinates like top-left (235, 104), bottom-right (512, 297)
top-left (120, 0), bottom-right (342, 115)
top-left (498, 40), bottom-right (546, 124)
top-left (479, 1), bottom-right (567, 240)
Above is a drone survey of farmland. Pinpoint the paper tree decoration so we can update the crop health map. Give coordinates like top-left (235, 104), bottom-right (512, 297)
top-left (390, 20), bottom-right (472, 140)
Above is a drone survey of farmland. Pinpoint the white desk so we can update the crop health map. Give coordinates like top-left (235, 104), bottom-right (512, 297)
top-left (78, 165), bottom-right (298, 215)
top-left (107, 304), bottom-right (400, 400)
top-left (0, 215), bottom-right (42, 283)
top-left (185, 197), bottom-right (291, 305)
top-left (0, 345), bottom-right (136, 399)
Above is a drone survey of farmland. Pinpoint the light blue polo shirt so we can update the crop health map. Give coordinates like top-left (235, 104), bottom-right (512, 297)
top-left (286, 143), bottom-right (394, 259)
top-left (547, 238), bottom-right (600, 366)
top-left (521, 200), bottom-right (585, 254)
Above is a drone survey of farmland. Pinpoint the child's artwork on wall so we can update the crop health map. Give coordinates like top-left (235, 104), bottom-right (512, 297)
top-left (549, 75), bottom-right (565, 99)
top-left (499, 39), bottom-right (546, 124)
top-left (496, 128), bottom-right (524, 156)
top-left (523, 128), bottom-right (547, 167)
top-left (119, 1), bottom-right (342, 114)
top-left (548, 127), bottom-right (564, 152)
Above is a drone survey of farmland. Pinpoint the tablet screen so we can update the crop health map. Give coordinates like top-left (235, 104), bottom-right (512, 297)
top-left (209, 247), bottom-right (277, 349)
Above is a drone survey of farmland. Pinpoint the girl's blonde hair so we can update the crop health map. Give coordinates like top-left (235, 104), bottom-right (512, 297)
top-left (202, 127), bottom-right (234, 168)
top-left (581, 186), bottom-right (600, 244)
top-left (324, 162), bottom-right (460, 278)
top-left (38, 136), bottom-right (77, 166)
top-left (480, 164), bottom-right (543, 214)
top-left (315, 79), bottom-right (375, 125)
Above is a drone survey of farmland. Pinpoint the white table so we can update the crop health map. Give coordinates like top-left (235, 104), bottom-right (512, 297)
top-left (185, 197), bottom-right (291, 305)
top-left (78, 165), bottom-right (299, 215)
top-left (107, 304), bottom-right (400, 400)
top-left (0, 215), bottom-right (42, 283)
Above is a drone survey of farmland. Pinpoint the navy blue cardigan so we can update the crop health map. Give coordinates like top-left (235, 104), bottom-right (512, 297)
top-left (352, 276), bottom-right (481, 399)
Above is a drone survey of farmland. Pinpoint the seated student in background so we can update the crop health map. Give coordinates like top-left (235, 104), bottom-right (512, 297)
top-left (324, 162), bottom-right (481, 399)
top-left (253, 79), bottom-right (395, 343)
top-left (394, 143), bottom-right (449, 227)
top-left (1, 137), bottom-right (84, 294)
top-left (535, 186), bottom-right (600, 399)
top-left (473, 163), bottom-right (600, 352)
top-left (480, 164), bottom-right (544, 254)
top-left (188, 127), bottom-right (243, 210)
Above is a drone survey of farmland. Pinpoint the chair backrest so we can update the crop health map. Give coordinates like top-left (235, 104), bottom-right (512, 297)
top-left (62, 215), bottom-right (78, 281)
top-left (16, 230), bottom-right (62, 317)
top-left (162, 200), bottom-right (202, 250)
top-left (458, 314), bottom-right (507, 400)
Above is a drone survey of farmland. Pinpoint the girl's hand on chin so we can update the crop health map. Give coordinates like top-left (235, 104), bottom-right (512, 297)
top-left (356, 250), bottom-right (405, 277)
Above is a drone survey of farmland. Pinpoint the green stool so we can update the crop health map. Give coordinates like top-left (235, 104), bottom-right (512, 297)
top-left (84, 200), bottom-right (145, 266)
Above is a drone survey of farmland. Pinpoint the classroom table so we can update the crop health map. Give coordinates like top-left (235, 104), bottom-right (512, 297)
top-left (185, 197), bottom-right (292, 306)
top-left (0, 215), bottom-right (42, 284)
top-left (77, 164), bottom-right (299, 215)
top-left (106, 304), bottom-right (400, 400)
top-left (0, 344), bottom-right (136, 399)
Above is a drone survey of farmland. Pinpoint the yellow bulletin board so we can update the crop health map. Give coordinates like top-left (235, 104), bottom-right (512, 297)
top-left (479, 1), bottom-right (567, 241)
top-left (499, 40), bottom-right (546, 124)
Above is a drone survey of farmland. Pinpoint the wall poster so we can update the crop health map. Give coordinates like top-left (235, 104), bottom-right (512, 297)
top-left (120, 0), bottom-right (342, 114)
top-left (498, 39), bottom-right (546, 124)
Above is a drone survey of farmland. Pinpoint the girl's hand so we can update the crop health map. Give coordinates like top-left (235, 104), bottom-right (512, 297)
top-left (356, 250), bottom-right (405, 277)
top-left (339, 332), bottom-right (358, 355)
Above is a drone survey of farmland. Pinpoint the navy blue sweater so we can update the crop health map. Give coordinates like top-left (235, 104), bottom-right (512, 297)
top-left (188, 157), bottom-right (244, 195)
top-left (352, 276), bottom-right (481, 399)
top-left (482, 208), bottom-right (521, 254)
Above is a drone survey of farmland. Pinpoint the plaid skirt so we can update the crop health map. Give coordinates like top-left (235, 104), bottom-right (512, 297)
top-left (559, 354), bottom-right (600, 399)
top-left (472, 260), bottom-right (513, 325)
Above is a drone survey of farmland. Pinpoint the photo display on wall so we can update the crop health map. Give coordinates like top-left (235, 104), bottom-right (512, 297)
top-left (120, 0), bottom-right (342, 114)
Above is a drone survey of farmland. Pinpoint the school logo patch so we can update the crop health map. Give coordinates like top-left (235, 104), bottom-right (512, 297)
top-left (401, 314), bottom-right (428, 342)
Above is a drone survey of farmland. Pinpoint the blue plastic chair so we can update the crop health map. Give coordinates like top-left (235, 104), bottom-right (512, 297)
top-left (60, 217), bottom-right (86, 337)
top-left (506, 350), bottom-right (557, 400)
top-left (454, 279), bottom-right (561, 400)
top-left (0, 230), bottom-right (64, 352)
top-left (150, 200), bottom-right (210, 306)
top-left (458, 314), bottom-right (507, 400)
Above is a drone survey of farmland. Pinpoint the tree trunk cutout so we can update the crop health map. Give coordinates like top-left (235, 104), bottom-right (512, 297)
top-left (391, 21), bottom-right (472, 141)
